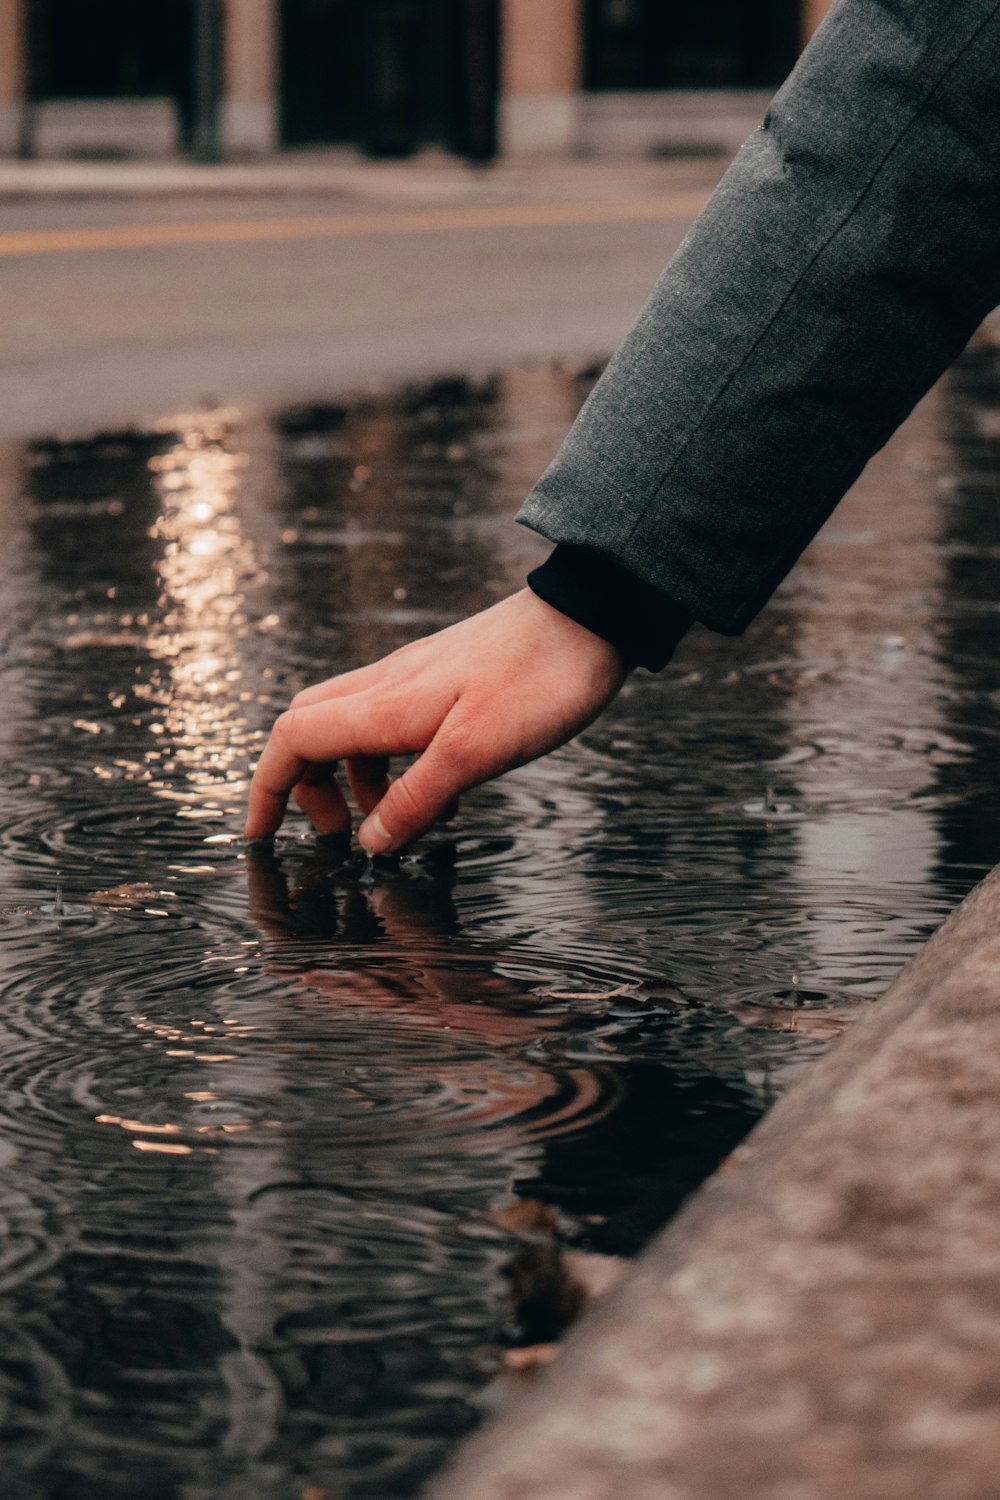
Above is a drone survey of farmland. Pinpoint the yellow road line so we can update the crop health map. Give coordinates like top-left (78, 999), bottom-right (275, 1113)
top-left (0, 191), bottom-right (711, 258)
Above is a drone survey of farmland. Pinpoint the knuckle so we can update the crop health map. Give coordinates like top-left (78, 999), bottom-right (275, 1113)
top-left (369, 675), bottom-right (402, 713)
top-left (271, 708), bottom-right (300, 747)
top-left (389, 635), bottom-right (427, 663)
top-left (437, 718), bottom-right (478, 776)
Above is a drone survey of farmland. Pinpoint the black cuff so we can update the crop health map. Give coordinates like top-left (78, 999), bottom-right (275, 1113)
top-left (527, 544), bottom-right (693, 671)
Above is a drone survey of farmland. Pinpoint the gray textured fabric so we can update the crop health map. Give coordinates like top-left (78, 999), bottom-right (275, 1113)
top-left (518, 0), bottom-right (1000, 635)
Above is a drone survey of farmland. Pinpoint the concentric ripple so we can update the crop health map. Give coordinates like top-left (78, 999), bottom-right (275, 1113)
top-left (0, 359), bottom-right (997, 1497)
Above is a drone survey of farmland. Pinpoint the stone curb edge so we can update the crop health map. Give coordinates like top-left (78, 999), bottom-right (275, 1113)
top-left (427, 862), bottom-right (1000, 1499)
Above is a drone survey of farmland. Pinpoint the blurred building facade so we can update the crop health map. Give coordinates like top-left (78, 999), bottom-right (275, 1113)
top-left (0, 0), bottom-right (836, 162)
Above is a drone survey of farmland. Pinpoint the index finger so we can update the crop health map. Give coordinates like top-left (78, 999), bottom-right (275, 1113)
top-left (245, 693), bottom-right (407, 839)
top-left (245, 729), bottom-right (305, 839)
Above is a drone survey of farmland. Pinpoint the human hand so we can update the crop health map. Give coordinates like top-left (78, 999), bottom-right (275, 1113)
top-left (244, 589), bottom-right (627, 854)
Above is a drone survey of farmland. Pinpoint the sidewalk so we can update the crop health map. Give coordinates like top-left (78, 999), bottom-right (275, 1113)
top-left (0, 147), bottom-right (728, 208)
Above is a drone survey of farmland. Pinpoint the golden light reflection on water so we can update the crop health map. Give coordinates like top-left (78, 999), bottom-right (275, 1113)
top-left (143, 411), bottom-right (265, 818)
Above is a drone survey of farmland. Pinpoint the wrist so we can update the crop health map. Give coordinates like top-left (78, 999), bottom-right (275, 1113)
top-left (527, 544), bottom-right (693, 670)
top-left (520, 585), bottom-right (628, 678)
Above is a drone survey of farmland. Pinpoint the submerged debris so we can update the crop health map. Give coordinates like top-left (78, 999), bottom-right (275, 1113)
top-left (541, 983), bottom-right (633, 1002)
top-left (486, 1199), bottom-right (626, 1349)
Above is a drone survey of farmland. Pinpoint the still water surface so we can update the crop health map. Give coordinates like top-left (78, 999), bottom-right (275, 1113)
top-left (0, 354), bottom-right (998, 1498)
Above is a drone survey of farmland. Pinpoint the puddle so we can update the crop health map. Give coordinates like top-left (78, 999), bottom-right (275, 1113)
top-left (0, 355), bottom-right (998, 1497)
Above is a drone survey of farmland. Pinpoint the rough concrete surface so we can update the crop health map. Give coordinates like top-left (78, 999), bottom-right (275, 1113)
top-left (428, 863), bottom-right (1000, 1500)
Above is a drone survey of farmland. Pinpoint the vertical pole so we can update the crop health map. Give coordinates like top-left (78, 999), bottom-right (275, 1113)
top-left (221, 0), bottom-right (279, 156)
top-left (192, 0), bottom-right (221, 163)
top-left (500, 0), bottom-right (582, 155)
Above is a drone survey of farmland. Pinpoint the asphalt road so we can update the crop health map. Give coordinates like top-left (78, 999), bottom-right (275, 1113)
top-left (0, 184), bottom-right (711, 441)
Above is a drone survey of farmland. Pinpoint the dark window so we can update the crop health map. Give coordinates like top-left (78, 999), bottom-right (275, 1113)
top-left (29, 0), bottom-right (194, 104)
top-left (585, 0), bottom-right (800, 91)
top-left (281, 0), bottom-right (497, 158)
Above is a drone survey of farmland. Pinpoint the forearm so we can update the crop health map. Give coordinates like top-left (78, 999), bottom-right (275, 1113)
top-left (520, 0), bottom-right (1000, 638)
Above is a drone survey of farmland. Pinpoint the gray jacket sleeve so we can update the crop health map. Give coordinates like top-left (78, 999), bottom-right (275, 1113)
top-left (518, 0), bottom-right (1000, 636)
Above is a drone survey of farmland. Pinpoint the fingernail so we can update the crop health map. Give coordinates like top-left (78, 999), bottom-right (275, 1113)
top-left (359, 811), bottom-right (392, 856)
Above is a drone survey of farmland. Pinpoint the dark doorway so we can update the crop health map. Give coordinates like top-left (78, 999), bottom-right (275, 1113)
top-left (281, 0), bottom-right (498, 159)
top-left (26, 0), bottom-right (197, 145)
top-left (585, 0), bottom-right (800, 90)
top-left (27, 1), bottom-right (194, 109)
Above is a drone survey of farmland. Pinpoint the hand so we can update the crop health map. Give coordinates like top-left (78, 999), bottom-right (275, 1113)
top-left (244, 589), bottom-right (627, 853)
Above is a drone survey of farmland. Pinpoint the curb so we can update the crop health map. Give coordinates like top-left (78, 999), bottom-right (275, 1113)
top-left (427, 863), bottom-right (1000, 1500)
top-left (0, 153), bottom-right (724, 207)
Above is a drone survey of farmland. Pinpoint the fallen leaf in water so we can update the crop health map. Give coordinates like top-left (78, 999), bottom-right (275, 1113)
top-left (484, 1199), bottom-right (559, 1237)
top-left (92, 882), bottom-right (170, 909)
top-left (542, 983), bottom-right (632, 1001)
top-left (504, 1238), bottom-right (586, 1336)
top-left (634, 979), bottom-right (696, 1008)
top-left (486, 1200), bottom-right (626, 1343)
top-left (734, 1004), bottom-right (857, 1040)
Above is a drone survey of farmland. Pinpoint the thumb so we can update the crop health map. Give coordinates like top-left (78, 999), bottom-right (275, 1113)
top-left (358, 719), bottom-right (477, 855)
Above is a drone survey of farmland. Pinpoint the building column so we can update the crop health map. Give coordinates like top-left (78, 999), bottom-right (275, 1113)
top-left (221, 0), bottom-right (279, 156)
top-left (801, 0), bottom-right (837, 44)
top-left (500, 0), bottom-right (583, 155)
top-left (0, 0), bottom-right (26, 156)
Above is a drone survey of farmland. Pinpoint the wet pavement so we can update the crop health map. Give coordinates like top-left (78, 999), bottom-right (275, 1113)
top-left (0, 349), bottom-right (997, 1499)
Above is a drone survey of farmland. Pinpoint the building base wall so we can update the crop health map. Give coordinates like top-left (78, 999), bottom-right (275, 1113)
top-left (220, 98), bottom-right (278, 157)
top-left (31, 99), bottom-right (179, 159)
top-left (579, 89), bottom-right (773, 159)
top-left (0, 102), bottom-right (23, 155)
top-left (500, 92), bottom-right (580, 155)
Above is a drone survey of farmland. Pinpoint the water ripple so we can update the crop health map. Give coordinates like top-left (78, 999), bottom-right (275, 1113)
top-left (0, 361), bottom-right (996, 1496)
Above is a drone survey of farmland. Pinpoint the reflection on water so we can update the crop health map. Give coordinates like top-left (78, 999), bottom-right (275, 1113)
top-left (0, 353), bottom-right (998, 1498)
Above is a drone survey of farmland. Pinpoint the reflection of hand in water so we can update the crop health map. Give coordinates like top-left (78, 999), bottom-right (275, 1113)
top-left (246, 836), bottom-right (374, 951)
top-left (246, 843), bottom-right (625, 1343)
top-left (246, 842), bottom-right (623, 1345)
top-left (245, 841), bottom-right (569, 1048)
